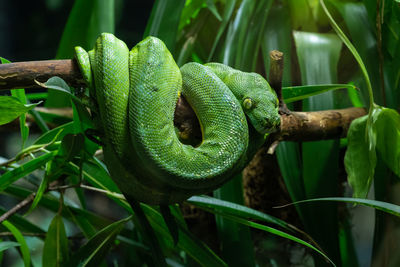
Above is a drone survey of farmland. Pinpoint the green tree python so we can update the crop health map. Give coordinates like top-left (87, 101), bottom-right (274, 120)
top-left (75, 33), bottom-right (280, 205)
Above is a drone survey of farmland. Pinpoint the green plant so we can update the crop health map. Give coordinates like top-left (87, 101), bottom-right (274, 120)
top-left (0, 0), bottom-right (399, 266)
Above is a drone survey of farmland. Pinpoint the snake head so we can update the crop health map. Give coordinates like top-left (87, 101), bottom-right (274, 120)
top-left (242, 89), bottom-right (281, 135)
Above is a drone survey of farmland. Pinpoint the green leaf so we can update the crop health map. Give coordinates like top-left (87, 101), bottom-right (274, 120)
top-left (27, 166), bottom-right (50, 214)
top-left (288, 0), bottom-right (318, 31)
top-left (213, 175), bottom-right (255, 267)
top-left (0, 241), bottom-right (20, 253)
top-left (239, 0), bottom-right (273, 71)
top-left (34, 122), bottom-right (75, 145)
top-left (160, 205), bottom-right (179, 245)
top-left (144, 0), bottom-right (186, 53)
top-left (187, 195), bottom-right (292, 231)
top-left (344, 115), bottom-right (376, 198)
top-left (206, 0), bottom-right (222, 21)
top-left (68, 216), bottom-right (130, 267)
top-left (347, 84), bottom-right (364, 108)
top-left (229, 215), bottom-right (336, 266)
top-left (0, 59), bottom-right (47, 135)
top-left (0, 151), bottom-right (56, 192)
top-left (80, 158), bottom-right (121, 193)
top-left (345, 107), bottom-right (400, 197)
top-left (142, 204), bottom-right (227, 267)
top-left (39, 76), bottom-right (71, 94)
top-left (294, 30), bottom-right (343, 264)
top-left (56, 0), bottom-right (96, 60)
top-left (71, 99), bottom-right (98, 155)
top-left (2, 220), bottom-right (30, 267)
top-left (58, 133), bottom-right (85, 162)
top-left (0, 96), bottom-right (39, 126)
top-left (222, 0), bottom-right (257, 66)
top-left (282, 84), bottom-right (357, 103)
top-left (36, 76), bottom-right (83, 104)
top-left (26, 92), bottom-right (49, 101)
top-left (42, 214), bottom-right (69, 267)
top-left (10, 87), bottom-right (29, 149)
top-left (178, 0), bottom-right (206, 31)
top-left (288, 197), bottom-right (400, 217)
top-left (207, 0), bottom-right (236, 61)
top-left (187, 198), bottom-right (335, 266)
top-left (374, 108), bottom-right (400, 177)
top-left (320, 0), bottom-right (374, 110)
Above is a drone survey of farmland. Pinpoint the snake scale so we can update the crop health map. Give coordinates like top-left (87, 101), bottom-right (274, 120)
top-left (75, 33), bottom-right (280, 205)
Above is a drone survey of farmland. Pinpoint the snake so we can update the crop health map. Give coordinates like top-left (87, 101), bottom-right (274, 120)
top-left (75, 33), bottom-right (280, 205)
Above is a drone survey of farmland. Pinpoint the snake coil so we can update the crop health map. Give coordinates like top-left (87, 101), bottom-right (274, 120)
top-left (75, 33), bottom-right (280, 204)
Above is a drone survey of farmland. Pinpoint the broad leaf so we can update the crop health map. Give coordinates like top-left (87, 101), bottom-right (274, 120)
top-left (36, 76), bottom-right (82, 104)
top-left (0, 96), bottom-right (38, 126)
top-left (374, 108), bottom-right (400, 177)
top-left (344, 115), bottom-right (375, 198)
top-left (1, 55), bottom-right (30, 148)
top-left (345, 107), bottom-right (400, 197)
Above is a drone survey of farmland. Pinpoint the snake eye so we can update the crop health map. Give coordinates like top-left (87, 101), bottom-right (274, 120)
top-left (243, 98), bottom-right (253, 110)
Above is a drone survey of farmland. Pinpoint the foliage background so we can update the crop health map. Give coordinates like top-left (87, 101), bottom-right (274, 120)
top-left (0, 0), bottom-right (399, 266)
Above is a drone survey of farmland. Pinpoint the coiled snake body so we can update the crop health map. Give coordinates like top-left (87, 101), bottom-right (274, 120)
top-left (75, 33), bottom-right (280, 204)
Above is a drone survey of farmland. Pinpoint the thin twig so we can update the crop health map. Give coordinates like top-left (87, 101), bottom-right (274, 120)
top-left (0, 193), bottom-right (35, 223)
top-left (268, 50), bottom-right (290, 115)
top-left (0, 232), bottom-right (46, 237)
top-left (0, 182), bottom-right (125, 224)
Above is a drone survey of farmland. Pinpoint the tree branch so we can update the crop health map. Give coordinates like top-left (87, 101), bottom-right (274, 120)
top-left (0, 59), bottom-right (85, 89)
top-left (0, 59), bottom-right (367, 141)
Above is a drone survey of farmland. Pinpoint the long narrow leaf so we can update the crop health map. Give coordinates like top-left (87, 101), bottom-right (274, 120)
top-left (0, 151), bottom-right (56, 192)
top-left (283, 84), bottom-right (357, 103)
top-left (188, 195), bottom-right (292, 230)
top-left (2, 220), bottom-right (30, 267)
top-left (294, 30), bottom-right (343, 264)
top-left (0, 241), bottom-right (20, 252)
top-left (143, 0), bottom-right (186, 53)
top-left (42, 214), bottom-right (69, 267)
top-left (285, 197), bottom-right (400, 217)
top-left (142, 204), bottom-right (227, 267)
top-left (320, 0), bottom-right (374, 111)
top-left (68, 216), bottom-right (131, 266)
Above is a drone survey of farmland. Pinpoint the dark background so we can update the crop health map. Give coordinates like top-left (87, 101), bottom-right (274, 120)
top-left (0, 0), bottom-right (154, 62)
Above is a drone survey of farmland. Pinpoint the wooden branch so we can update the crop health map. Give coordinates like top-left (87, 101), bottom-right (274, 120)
top-left (0, 193), bottom-right (35, 223)
top-left (0, 60), bottom-right (367, 141)
top-left (269, 50), bottom-right (284, 104)
top-left (0, 59), bottom-right (86, 89)
top-left (274, 107), bottom-right (366, 141)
